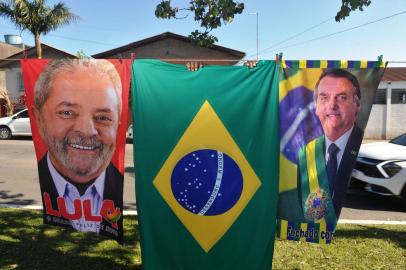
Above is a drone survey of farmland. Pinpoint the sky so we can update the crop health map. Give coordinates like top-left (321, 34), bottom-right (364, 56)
top-left (0, 0), bottom-right (405, 66)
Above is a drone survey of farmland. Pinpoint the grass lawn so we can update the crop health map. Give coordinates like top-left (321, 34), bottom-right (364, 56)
top-left (0, 208), bottom-right (404, 270)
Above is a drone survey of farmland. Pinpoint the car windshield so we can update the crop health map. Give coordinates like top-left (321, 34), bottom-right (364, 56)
top-left (390, 134), bottom-right (406, 146)
top-left (18, 110), bottom-right (29, 118)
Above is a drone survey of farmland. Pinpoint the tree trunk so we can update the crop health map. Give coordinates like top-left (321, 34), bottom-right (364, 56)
top-left (35, 33), bottom-right (42, 59)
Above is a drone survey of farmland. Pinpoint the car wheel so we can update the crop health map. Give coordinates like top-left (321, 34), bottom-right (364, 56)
top-left (0, 126), bottom-right (11, 140)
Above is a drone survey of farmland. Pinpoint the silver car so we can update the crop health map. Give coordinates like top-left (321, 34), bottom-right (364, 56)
top-left (0, 109), bottom-right (32, 139)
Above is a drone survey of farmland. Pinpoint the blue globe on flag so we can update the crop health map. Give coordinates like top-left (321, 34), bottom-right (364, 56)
top-left (279, 87), bottom-right (323, 163)
top-left (171, 149), bottom-right (243, 216)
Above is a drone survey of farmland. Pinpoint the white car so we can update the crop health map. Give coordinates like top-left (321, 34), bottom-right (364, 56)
top-left (0, 109), bottom-right (32, 139)
top-left (351, 134), bottom-right (406, 201)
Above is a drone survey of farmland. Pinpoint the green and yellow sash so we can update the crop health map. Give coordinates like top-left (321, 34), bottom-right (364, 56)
top-left (298, 136), bottom-right (337, 222)
top-left (297, 136), bottom-right (338, 241)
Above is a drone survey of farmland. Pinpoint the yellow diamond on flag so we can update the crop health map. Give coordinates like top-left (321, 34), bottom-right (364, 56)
top-left (153, 100), bottom-right (262, 252)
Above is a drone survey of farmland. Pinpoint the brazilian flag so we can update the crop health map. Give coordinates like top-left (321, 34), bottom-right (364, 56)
top-left (132, 60), bottom-right (279, 269)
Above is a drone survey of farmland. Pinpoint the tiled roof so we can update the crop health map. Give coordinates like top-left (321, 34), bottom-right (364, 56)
top-left (382, 67), bottom-right (406, 82)
top-left (92, 32), bottom-right (245, 59)
top-left (0, 42), bottom-right (24, 59)
top-left (0, 43), bottom-right (76, 68)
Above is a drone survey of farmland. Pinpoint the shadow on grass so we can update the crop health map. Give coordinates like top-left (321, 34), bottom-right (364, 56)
top-left (0, 190), bottom-right (36, 205)
top-left (0, 209), bottom-right (141, 270)
top-left (335, 225), bottom-right (406, 249)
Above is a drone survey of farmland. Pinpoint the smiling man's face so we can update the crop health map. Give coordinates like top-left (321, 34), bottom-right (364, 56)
top-left (315, 76), bottom-right (360, 141)
top-left (35, 66), bottom-right (120, 183)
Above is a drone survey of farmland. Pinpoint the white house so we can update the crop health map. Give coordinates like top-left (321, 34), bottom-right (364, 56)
top-left (0, 43), bottom-right (76, 113)
top-left (365, 67), bottom-right (406, 139)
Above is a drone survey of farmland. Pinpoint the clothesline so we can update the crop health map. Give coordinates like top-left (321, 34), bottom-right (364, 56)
top-left (0, 58), bottom-right (242, 62)
top-left (0, 58), bottom-right (405, 63)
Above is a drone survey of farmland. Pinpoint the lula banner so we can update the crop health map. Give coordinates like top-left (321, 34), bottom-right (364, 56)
top-left (277, 60), bottom-right (386, 244)
top-left (132, 60), bottom-right (279, 269)
top-left (21, 59), bottom-right (131, 243)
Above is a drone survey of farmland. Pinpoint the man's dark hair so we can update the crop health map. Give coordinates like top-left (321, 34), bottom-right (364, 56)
top-left (315, 68), bottom-right (361, 104)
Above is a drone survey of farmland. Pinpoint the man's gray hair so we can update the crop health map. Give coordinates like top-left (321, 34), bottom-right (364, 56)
top-left (34, 59), bottom-right (122, 113)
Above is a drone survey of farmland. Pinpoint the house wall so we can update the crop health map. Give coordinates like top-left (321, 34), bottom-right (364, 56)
top-left (5, 67), bottom-right (23, 100)
top-left (102, 38), bottom-right (241, 65)
top-left (364, 81), bottom-right (406, 139)
top-left (365, 104), bottom-right (406, 139)
top-left (3, 49), bottom-right (75, 104)
top-left (390, 104), bottom-right (406, 137)
top-left (0, 42), bottom-right (22, 59)
top-left (0, 71), bottom-right (5, 90)
top-left (0, 42), bottom-right (22, 92)
top-left (365, 105), bottom-right (387, 139)
top-left (5, 60), bottom-right (28, 103)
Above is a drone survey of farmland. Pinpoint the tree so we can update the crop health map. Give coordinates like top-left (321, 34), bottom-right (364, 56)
top-left (76, 49), bottom-right (89, 59)
top-left (0, 0), bottom-right (79, 58)
top-left (335, 0), bottom-right (372, 21)
top-left (155, 0), bottom-right (244, 47)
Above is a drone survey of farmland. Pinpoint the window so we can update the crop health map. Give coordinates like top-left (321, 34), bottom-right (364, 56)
top-left (17, 72), bottom-right (24, 92)
top-left (18, 110), bottom-right (29, 118)
top-left (373, 89), bottom-right (386, 104)
top-left (390, 134), bottom-right (406, 146)
top-left (373, 88), bottom-right (406, 104)
top-left (392, 89), bottom-right (406, 104)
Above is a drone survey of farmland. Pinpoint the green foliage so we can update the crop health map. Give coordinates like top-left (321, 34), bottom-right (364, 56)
top-left (335, 0), bottom-right (372, 22)
top-left (76, 49), bottom-right (89, 59)
top-left (0, 0), bottom-right (79, 58)
top-left (188, 30), bottom-right (218, 47)
top-left (155, 0), bottom-right (178, 19)
top-left (155, 0), bottom-right (244, 47)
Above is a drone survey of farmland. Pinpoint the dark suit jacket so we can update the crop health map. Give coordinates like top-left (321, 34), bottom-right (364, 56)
top-left (298, 125), bottom-right (364, 219)
top-left (331, 125), bottom-right (363, 217)
top-left (38, 154), bottom-right (124, 244)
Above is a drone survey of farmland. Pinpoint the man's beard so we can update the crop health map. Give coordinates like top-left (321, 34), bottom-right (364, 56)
top-left (45, 132), bottom-right (114, 177)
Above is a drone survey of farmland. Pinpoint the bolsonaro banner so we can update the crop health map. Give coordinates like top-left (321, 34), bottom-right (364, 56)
top-left (276, 60), bottom-right (386, 244)
top-left (21, 59), bottom-right (131, 243)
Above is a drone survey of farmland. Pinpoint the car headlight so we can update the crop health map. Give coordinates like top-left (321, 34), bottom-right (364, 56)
top-left (381, 162), bottom-right (402, 178)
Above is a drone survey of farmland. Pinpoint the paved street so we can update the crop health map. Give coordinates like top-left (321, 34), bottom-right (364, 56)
top-left (0, 138), bottom-right (136, 210)
top-left (0, 138), bottom-right (405, 221)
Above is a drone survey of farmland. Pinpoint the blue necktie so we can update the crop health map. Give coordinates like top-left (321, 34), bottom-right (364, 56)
top-left (327, 143), bottom-right (339, 195)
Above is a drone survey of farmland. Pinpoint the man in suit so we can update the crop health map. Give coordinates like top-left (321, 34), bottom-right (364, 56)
top-left (298, 68), bottom-right (363, 222)
top-left (33, 59), bottom-right (124, 243)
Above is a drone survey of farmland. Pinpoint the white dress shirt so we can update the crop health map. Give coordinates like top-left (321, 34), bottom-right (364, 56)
top-left (324, 126), bottom-right (354, 169)
top-left (47, 154), bottom-right (105, 233)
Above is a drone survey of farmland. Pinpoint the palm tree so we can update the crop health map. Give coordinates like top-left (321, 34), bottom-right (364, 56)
top-left (0, 0), bottom-right (79, 58)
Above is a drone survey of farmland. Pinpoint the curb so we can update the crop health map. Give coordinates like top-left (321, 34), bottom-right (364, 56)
top-left (337, 219), bottom-right (406, 225)
top-left (1, 204), bottom-right (406, 224)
